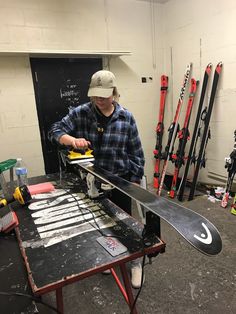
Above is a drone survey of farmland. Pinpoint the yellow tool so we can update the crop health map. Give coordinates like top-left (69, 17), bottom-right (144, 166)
top-left (0, 185), bottom-right (31, 208)
top-left (67, 148), bottom-right (94, 161)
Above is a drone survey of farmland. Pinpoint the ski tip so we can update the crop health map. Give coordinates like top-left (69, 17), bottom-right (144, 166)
top-left (161, 75), bottom-right (169, 85)
top-left (216, 62), bottom-right (223, 72)
top-left (206, 63), bottom-right (213, 74)
top-left (194, 222), bottom-right (223, 256)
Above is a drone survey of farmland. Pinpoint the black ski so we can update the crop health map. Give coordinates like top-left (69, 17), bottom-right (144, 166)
top-left (178, 63), bottom-right (212, 201)
top-left (188, 62), bottom-right (223, 201)
top-left (77, 162), bottom-right (222, 256)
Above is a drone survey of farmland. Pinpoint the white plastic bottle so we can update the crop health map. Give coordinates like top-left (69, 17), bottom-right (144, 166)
top-left (15, 158), bottom-right (28, 187)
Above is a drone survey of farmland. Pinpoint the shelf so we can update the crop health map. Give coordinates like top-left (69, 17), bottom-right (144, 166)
top-left (0, 50), bottom-right (132, 58)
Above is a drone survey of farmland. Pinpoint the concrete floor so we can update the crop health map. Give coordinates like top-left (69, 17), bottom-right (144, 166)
top-left (39, 188), bottom-right (236, 314)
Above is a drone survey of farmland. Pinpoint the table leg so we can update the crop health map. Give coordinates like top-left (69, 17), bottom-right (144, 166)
top-left (56, 287), bottom-right (64, 314)
top-left (110, 268), bottom-right (129, 304)
top-left (119, 263), bottom-right (138, 314)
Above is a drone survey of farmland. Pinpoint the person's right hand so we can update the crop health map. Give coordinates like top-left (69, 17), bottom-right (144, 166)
top-left (59, 134), bottom-right (91, 150)
top-left (71, 137), bottom-right (91, 150)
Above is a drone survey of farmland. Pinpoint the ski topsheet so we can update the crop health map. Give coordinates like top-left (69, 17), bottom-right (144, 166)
top-left (78, 162), bottom-right (222, 256)
top-left (158, 63), bottom-right (192, 196)
top-left (178, 64), bottom-right (213, 201)
top-left (153, 75), bottom-right (168, 189)
top-left (169, 78), bottom-right (198, 198)
top-left (188, 62), bottom-right (223, 201)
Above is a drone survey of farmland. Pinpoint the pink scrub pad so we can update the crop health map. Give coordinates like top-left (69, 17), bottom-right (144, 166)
top-left (28, 182), bottom-right (55, 195)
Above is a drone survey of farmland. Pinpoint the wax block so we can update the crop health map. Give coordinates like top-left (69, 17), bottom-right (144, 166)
top-left (28, 182), bottom-right (55, 195)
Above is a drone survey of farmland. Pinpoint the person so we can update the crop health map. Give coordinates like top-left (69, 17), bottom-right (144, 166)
top-left (48, 70), bottom-right (145, 288)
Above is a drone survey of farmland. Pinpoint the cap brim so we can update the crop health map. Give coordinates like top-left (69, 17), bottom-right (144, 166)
top-left (88, 87), bottom-right (113, 98)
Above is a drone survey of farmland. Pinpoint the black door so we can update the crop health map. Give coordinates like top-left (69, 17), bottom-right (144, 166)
top-left (30, 58), bottom-right (102, 174)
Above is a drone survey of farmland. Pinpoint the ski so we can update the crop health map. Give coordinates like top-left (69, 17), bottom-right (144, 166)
top-left (158, 63), bottom-right (192, 196)
top-left (169, 78), bottom-right (198, 198)
top-left (153, 75), bottom-right (168, 189)
top-left (190, 108), bottom-right (211, 173)
top-left (230, 194), bottom-right (236, 215)
top-left (178, 64), bottom-right (212, 201)
top-left (221, 130), bottom-right (236, 208)
top-left (188, 62), bottom-right (223, 201)
top-left (77, 162), bottom-right (222, 256)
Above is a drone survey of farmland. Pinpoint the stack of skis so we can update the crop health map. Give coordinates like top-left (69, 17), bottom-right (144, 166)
top-left (153, 62), bottom-right (223, 201)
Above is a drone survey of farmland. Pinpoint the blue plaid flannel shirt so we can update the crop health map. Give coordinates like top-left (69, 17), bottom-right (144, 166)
top-left (48, 102), bottom-right (145, 182)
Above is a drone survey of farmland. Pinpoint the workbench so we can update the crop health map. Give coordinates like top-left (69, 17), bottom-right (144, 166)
top-left (1, 173), bottom-right (165, 314)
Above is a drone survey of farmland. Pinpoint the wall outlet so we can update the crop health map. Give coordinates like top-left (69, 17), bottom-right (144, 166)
top-left (141, 77), bottom-right (153, 83)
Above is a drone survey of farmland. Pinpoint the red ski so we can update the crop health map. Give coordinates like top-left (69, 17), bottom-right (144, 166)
top-left (153, 75), bottom-right (168, 189)
top-left (169, 78), bottom-right (198, 198)
top-left (158, 63), bottom-right (192, 196)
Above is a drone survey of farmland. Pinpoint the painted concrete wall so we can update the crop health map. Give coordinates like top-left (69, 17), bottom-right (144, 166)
top-left (0, 0), bottom-right (235, 187)
top-left (0, 0), bottom-right (164, 182)
top-left (159, 0), bottom-right (236, 185)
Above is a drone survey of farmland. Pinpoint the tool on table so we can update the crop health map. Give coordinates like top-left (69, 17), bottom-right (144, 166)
top-left (96, 236), bottom-right (127, 256)
top-left (0, 185), bottom-right (31, 208)
top-left (0, 209), bottom-right (19, 233)
top-left (66, 148), bottom-right (95, 164)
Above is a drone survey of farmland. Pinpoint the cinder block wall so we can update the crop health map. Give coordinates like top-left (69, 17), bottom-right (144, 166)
top-left (160, 0), bottom-right (236, 186)
top-left (0, 0), bottom-right (235, 186)
top-left (0, 56), bottom-right (42, 177)
top-left (0, 0), bottom-right (165, 181)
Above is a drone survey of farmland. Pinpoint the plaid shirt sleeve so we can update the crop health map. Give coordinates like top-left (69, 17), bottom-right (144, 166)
top-left (127, 113), bottom-right (145, 182)
top-left (48, 103), bottom-right (94, 143)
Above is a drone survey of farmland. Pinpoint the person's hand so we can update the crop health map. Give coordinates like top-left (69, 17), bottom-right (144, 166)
top-left (71, 137), bottom-right (91, 150)
top-left (59, 134), bottom-right (91, 150)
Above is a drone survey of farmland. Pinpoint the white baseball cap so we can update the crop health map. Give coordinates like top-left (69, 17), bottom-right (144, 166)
top-left (87, 70), bottom-right (117, 98)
